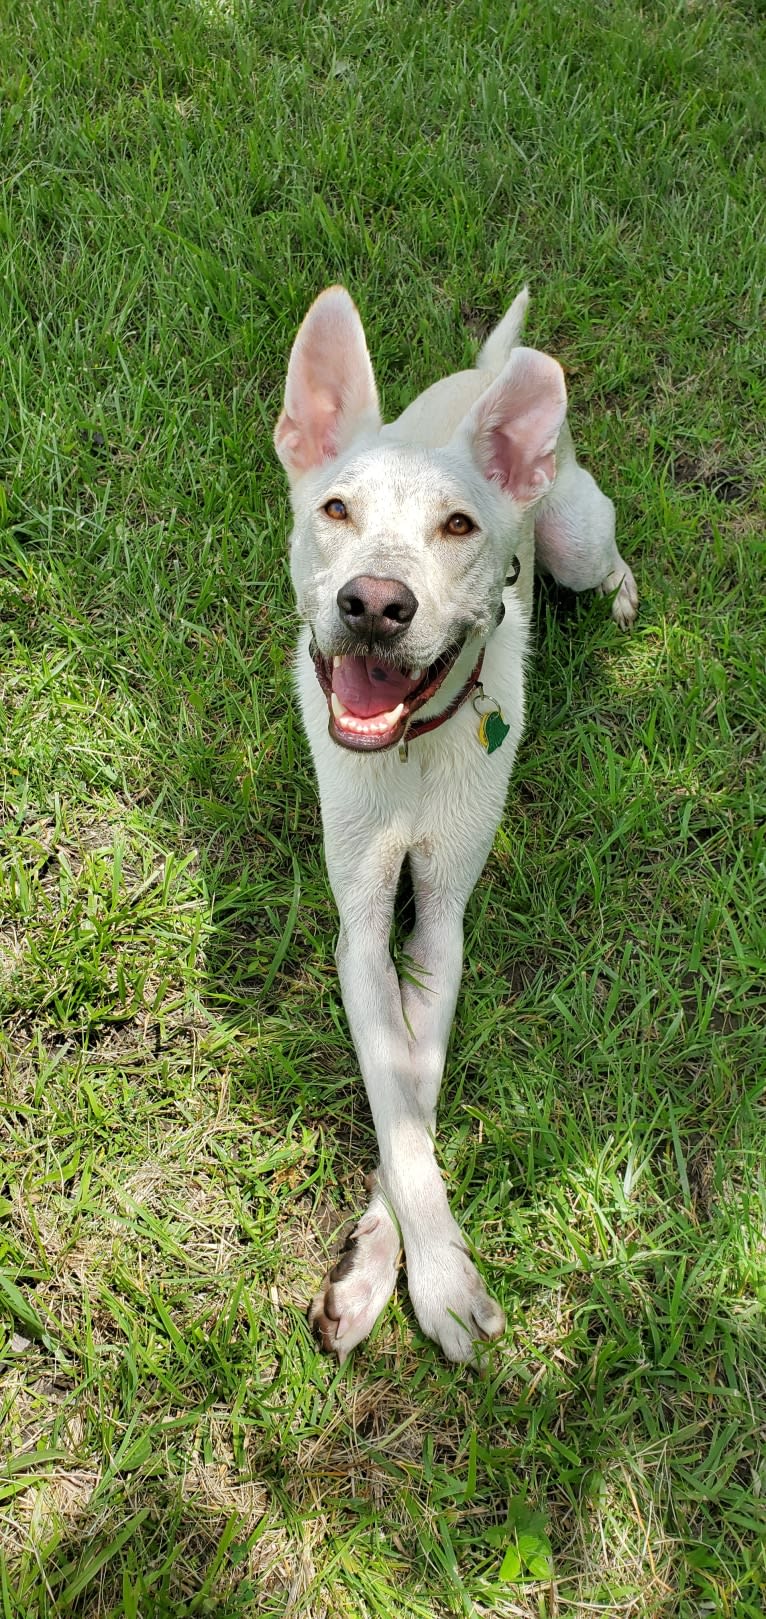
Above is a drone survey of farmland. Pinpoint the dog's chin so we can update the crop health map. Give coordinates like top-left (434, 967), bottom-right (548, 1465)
top-left (311, 642), bottom-right (465, 753)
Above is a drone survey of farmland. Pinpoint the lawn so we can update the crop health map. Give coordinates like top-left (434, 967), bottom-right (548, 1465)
top-left (1, 1), bottom-right (765, 1614)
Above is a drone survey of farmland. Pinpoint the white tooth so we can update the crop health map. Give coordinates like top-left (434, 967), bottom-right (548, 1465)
top-left (332, 702), bottom-right (404, 737)
top-left (333, 655), bottom-right (341, 668)
top-left (409, 666), bottom-right (423, 681)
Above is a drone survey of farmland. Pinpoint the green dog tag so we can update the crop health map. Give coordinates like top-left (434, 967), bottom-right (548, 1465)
top-left (477, 708), bottom-right (510, 754)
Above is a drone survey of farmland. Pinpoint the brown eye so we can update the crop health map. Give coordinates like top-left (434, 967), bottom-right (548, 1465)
top-left (445, 512), bottom-right (475, 537)
top-left (323, 498), bottom-right (347, 520)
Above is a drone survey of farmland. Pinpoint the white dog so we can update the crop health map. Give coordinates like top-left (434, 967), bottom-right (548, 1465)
top-left (274, 286), bottom-right (637, 1364)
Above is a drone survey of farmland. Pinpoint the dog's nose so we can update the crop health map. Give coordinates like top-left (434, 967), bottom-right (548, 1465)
top-left (336, 575), bottom-right (418, 640)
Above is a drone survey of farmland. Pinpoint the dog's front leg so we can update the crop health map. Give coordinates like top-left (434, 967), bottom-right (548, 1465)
top-left (309, 806), bottom-right (505, 1364)
top-left (395, 841), bottom-right (507, 1361)
top-left (335, 914), bottom-right (503, 1365)
top-left (308, 845), bottom-right (446, 1361)
top-left (307, 811), bottom-right (481, 1361)
top-left (304, 815), bottom-right (404, 1362)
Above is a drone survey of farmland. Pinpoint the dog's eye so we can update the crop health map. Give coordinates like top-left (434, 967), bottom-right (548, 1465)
top-left (323, 498), bottom-right (348, 521)
top-left (444, 512), bottom-right (475, 537)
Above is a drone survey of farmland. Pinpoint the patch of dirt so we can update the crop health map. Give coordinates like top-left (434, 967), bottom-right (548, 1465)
top-left (687, 1142), bottom-right (716, 1222)
top-left (459, 300), bottom-right (492, 343)
top-left (667, 452), bottom-right (753, 503)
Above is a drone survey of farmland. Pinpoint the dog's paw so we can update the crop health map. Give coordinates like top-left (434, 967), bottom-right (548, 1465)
top-left (307, 1196), bottom-right (401, 1364)
top-left (598, 560), bottom-right (638, 629)
top-left (406, 1234), bottom-right (505, 1364)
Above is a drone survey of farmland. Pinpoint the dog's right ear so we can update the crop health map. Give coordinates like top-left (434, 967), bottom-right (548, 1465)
top-left (274, 287), bottom-right (381, 481)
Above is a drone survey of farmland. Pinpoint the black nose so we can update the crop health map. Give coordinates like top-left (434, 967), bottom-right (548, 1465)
top-left (336, 575), bottom-right (419, 641)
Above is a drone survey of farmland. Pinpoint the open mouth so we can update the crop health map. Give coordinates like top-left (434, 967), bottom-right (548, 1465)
top-left (311, 643), bottom-right (464, 752)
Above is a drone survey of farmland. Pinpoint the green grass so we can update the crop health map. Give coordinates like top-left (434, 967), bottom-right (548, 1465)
top-left (1, 0), bottom-right (765, 1614)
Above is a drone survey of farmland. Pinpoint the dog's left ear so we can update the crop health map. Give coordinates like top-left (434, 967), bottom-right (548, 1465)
top-left (457, 346), bottom-right (567, 505)
top-left (274, 287), bottom-right (381, 480)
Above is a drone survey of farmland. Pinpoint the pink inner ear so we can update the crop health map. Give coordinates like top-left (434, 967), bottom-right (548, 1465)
top-left (311, 386), bottom-right (349, 462)
top-left (278, 387), bottom-right (342, 471)
top-left (487, 427), bottom-right (557, 497)
top-left (274, 288), bottom-right (380, 477)
top-left (468, 348), bottom-right (567, 506)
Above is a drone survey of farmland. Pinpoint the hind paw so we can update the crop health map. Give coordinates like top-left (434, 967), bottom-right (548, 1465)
top-left (598, 560), bottom-right (638, 629)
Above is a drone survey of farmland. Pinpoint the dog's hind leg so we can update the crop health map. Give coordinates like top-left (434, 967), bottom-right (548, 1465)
top-left (534, 422), bottom-right (638, 628)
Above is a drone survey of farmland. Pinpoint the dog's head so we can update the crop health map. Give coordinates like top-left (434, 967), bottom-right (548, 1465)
top-left (275, 287), bottom-right (566, 752)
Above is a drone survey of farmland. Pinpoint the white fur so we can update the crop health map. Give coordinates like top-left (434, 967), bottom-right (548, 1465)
top-left (276, 287), bottom-right (638, 1364)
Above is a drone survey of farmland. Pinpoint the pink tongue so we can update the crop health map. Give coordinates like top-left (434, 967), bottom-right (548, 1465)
top-left (333, 656), bottom-right (421, 718)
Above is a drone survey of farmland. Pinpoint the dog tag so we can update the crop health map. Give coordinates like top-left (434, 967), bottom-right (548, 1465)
top-left (477, 708), bottom-right (510, 754)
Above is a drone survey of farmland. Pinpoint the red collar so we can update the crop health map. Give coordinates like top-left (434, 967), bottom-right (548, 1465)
top-left (399, 649), bottom-right (485, 752)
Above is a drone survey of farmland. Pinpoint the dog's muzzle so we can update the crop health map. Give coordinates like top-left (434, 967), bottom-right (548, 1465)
top-left (310, 557), bottom-right (519, 755)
